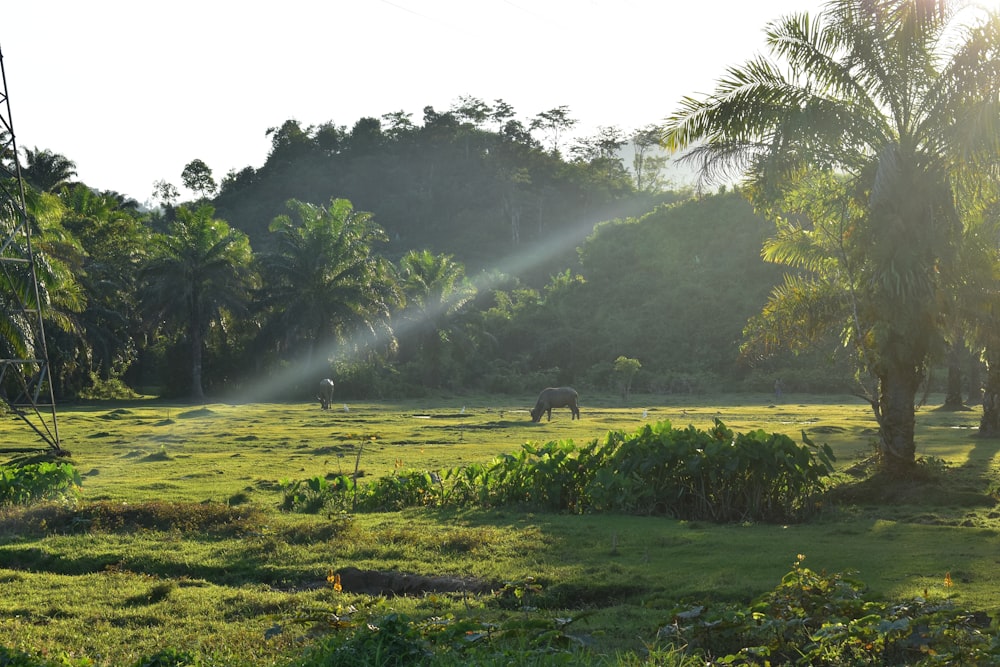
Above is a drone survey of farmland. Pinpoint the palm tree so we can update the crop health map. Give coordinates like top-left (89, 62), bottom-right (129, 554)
top-left (0, 187), bottom-right (86, 403)
top-left (139, 205), bottom-right (254, 401)
top-left (62, 185), bottom-right (151, 387)
top-left (258, 198), bottom-right (402, 374)
top-left (664, 0), bottom-right (1000, 474)
top-left (20, 147), bottom-right (77, 192)
top-left (397, 249), bottom-right (477, 387)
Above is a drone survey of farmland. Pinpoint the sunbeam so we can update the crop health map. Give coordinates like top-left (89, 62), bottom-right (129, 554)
top-left (218, 202), bottom-right (639, 407)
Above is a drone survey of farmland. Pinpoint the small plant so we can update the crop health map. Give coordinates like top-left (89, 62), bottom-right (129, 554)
top-left (131, 647), bottom-right (200, 667)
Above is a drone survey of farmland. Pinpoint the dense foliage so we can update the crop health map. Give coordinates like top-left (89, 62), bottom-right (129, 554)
top-left (3, 100), bottom-right (815, 403)
top-left (280, 420), bottom-right (835, 523)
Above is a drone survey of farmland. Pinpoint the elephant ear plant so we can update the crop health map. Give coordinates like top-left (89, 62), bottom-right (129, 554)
top-left (280, 419), bottom-right (835, 523)
top-left (585, 419), bottom-right (834, 522)
top-left (0, 461), bottom-right (80, 506)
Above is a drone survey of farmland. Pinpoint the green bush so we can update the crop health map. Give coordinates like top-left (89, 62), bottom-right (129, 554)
top-left (586, 420), bottom-right (834, 522)
top-left (280, 420), bottom-right (833, 523)
top-left (0, 462), bottom-right (80, 506)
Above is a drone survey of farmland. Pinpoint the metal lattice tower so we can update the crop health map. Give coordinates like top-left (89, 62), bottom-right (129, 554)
top-left (0, 45), bottom-right (63, 453)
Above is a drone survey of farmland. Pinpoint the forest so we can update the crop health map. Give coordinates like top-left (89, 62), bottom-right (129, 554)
top-left (4, 99), bottom-right (839, 407)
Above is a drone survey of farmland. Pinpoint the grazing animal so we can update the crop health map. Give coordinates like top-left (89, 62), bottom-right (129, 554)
top-left (530, 386), bottom-right (580, 422)
top-left (317, 378), bottom-right (335, 410)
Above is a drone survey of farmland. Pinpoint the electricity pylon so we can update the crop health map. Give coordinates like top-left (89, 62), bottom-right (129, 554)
top-left (0, 46), bottom-right (63, 454)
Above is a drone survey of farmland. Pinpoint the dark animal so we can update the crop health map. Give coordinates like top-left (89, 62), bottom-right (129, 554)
top-left (317, 378), bottom-right (335, 410)
top-left (530, 386), bottom-right (580, 422)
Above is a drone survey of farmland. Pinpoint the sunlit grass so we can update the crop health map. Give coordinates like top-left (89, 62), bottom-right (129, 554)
top-left (1, 392), bottom-right (998, 664)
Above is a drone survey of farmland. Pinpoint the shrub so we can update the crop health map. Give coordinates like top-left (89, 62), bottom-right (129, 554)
top-left (281, 420), bottom-right (834, 523)
top-left (0, 462), bottom-right (80, 506)
top-left (587, 419), bottom-right (835, 521)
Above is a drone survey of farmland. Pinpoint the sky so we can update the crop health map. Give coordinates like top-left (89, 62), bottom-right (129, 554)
top-left (0, 0), bottom-right (867, 204)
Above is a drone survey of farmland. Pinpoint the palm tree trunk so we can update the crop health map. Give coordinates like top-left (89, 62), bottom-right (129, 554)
top-left (878, 362), bottom-right (919, 474)
top-left (979, 353), bottom-right (1000, 438)
top-left (942, 340), bottom-right (964, 410)
top-left (968, 356), bottom-right (981, 406)
top-left (190, 325), bottom-right (205, 403)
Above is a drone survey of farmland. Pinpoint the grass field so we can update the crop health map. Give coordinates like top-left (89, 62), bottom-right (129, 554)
top-left (1, 392), bottom-right (997, 665)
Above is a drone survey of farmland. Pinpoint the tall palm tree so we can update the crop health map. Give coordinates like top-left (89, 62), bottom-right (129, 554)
top-left (259, 198), bottom-right (402, 373)
top-left (664, 0), bottom-right (1000, 473)
top-left (397, 249), bottom-right (477, 387)
top-left (20, 147), bottom-right (77, 193)
top-left (139, 205), bottom-right (254, 401)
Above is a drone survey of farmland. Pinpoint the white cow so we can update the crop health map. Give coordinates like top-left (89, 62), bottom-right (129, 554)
top-left (317, 378), bottom-right (335, 410)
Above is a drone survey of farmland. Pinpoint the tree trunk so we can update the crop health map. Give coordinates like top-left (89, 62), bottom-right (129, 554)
top-left (942, 340), bottom-right (964, 410)
top-left (878, 362), bottom-right (920, 474)
top-left (968, 355), bottom-right (981, 406)
top-left (190, 324), bottom-right (205, 403)
top-left (979, 356), bottom-right (1000, 437)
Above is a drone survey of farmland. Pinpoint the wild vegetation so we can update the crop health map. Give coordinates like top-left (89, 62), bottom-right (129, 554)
top-left (2, 0), bottom-right (1000, 663)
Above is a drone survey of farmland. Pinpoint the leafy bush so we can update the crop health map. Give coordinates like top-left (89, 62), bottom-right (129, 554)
top-left (280, 420), bottom-right (834, 523)
top-left (586, 420), bottom-right (834, 522)
top-left (77, 372), bottom-right (141, 400)
top-left (0, 462), bottom-right (80, 506)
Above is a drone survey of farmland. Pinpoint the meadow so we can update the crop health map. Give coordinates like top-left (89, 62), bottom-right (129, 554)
top-left (1, 392), bottom-right (997, 665)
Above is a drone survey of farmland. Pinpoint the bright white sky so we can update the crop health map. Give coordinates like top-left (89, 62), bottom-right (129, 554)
top-left (0, 1), bottom-right (896, 204)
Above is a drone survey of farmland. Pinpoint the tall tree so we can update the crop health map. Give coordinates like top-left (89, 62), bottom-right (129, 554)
top-left (180, 159), bottom-right (217, 199)
top-left (139, 205), bottom-right (254, 401)
top-left (631, 125), bottom-right (669, 193)
top-left (664, 0), bottom-right (1000, 473)
top-left (530, 106), bottom-right (577, 155)
top-left (396, 249), bottom-right (477, 387)
top-left (259, 198), bottom-right (402, 372)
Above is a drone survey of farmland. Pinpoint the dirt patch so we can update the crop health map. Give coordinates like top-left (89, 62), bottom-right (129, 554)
top-left (335, 566), bottom-right (497, 596)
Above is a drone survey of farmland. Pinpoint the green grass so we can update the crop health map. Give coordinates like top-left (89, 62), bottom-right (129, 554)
top-left (0, 393), bottom-right (995, 665)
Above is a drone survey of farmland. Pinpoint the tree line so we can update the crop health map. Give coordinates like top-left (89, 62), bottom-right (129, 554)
top-left (3, 97), bottom-right (793, 408)
top-left (3, 0), bottom-right (999, 477)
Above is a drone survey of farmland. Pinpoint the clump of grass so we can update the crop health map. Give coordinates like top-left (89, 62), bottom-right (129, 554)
top-left (142, 445), bottom-right (173, 462)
